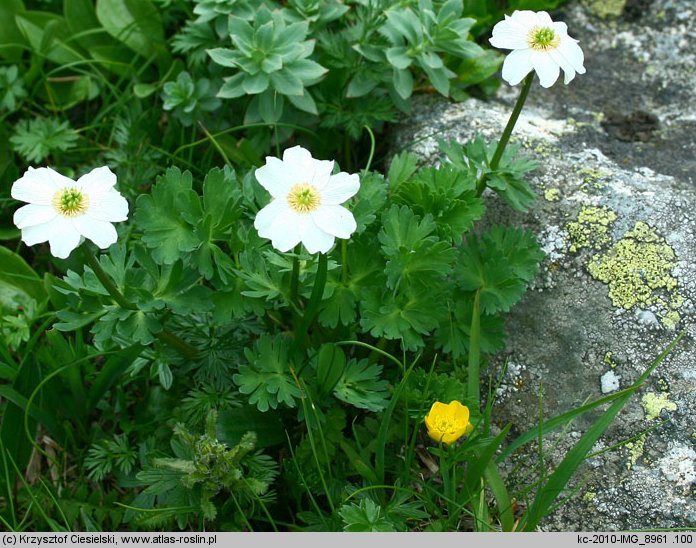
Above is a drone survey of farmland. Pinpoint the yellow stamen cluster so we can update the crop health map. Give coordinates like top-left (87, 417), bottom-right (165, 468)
top-left (287, 183), bottom-right (320, 214)
top-left (528, 26), bottom-right (560, 51)
top-left (53, 187), bottom-right (89, 217)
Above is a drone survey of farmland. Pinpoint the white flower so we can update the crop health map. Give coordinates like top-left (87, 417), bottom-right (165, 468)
top-left (490, 10), bottom-right (585, 88)
top-left (12, 166), bottom-right (129, 259)
top-left (254, 146), bottom-right (360, 254)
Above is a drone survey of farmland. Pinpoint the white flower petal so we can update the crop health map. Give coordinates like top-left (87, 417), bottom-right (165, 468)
top-left (531, 51), bottom-right (560, 87)
top-left (11, 167), bottom-right (71, 205)
top-left (47, 217), bottom-right (83, 259)
top-left (557, 38), bottom-right (586, 74)
top-left (508, 10), bottom-right (538, 30)
top-left (300, 216), bottom-right (335, 254)
top-left (548, 47), bottom-right (576, 84)
top-left (20, 223), bottom-right (53, 246)
top-left (310, 159), bottom-right (335, 189)
top-left (13, 204), bottom-right (57, 229)
top-left (87, 189), bottom-right (129, 222)
top-left (490, 20), bottom-right (530, 50)
top-left (552, 21), bottom-right (569, 36)
top-left (321, 172), bottom-right (360, 205)
top-left (533, 11), bottom-right (553, 26)
top-left (269, 210), bottom-right (303, 252)
top-left (282, 146), bottom-right (314, 172)
top-left (501, 48), bottom-right (534, 86)
top-left (311, 205), bottom-right (357, 239)
top-left (72, 216), bottom-right (118, 249)
top-left (254, 199), bottom-right (288, 236)
top-left (255, 157), bottom-right (299, 198)
top-left (76, 166), bottom-right (117, 195)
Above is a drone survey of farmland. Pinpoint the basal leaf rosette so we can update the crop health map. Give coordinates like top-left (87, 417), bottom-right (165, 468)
top-left (208, 8), bottom-right (327, 119)
top-left (424, 400), bottom-right (474, 445)
top-left (12, 166), bottom-right (128, 259)
top-left (489, 10), bottom-right (585, 88)
top-left (254, 146), bottom-right (360, 254)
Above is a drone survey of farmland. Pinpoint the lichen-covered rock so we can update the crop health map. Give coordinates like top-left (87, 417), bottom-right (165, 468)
top-left (389, 0), bottom-right (695, 530)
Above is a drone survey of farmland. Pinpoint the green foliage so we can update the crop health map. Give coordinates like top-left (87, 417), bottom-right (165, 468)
top-left (378, 204), bottom-right (456, 289)
top-left (333, 359), bottom-right (389, 412)
top-left (340, 499), bottom-right (396, 532)
top-left (95, 0), bottom-right (167, 60)
top-left (380, 0), bottom-right (481, 98)
top-left (441, 137), bottom-right (538, 211)
top-left (457, 225), bottom-right (545, 314)
top-left (135, 166), bottom-right (241, 279)
top-left (209, 7), bottom-right (327, 121)
top-left (162, 71), bottom-right (221, 127)
top-left (85, 434), bottom-right (138, 481)
top-left (0, 66), bottom-right (26, 112)
top-left (233, 335), bottom-right (302, 412)
top-left (10, 118), bottom-right (79, 163)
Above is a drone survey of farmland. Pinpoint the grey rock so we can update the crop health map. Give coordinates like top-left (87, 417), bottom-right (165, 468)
top-left (390, 0), bottom-right (696, 530)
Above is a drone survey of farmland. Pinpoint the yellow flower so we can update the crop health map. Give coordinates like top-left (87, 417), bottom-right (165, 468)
top-left (424, 400), bottom-right (473, 445)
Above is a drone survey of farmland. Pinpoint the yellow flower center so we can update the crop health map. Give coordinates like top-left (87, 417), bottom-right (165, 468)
top-left (433, 417), bottom-right (464, 435)
top-left (287, 183), bottom-right (320, 214)
top-left (53, 187), bottom-right (89, 217)
top-left (528, 26), bottom-right (560, 51)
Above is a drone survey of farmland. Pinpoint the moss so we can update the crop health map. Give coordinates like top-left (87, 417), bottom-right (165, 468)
top-left (585, 0), bottom-right (626, 17)
top-left (544, 188), bottom-right (560, 202)
top-left (641, 392), bottom-right (677, 421)
top-left (582, 491), bottom-right (596, 502)
top-left (566, 205), bottom-right (617, 253)
top-left (586, 222), bottom-right (683, 328)
top-left (626, 434), bottom-right (647, 470)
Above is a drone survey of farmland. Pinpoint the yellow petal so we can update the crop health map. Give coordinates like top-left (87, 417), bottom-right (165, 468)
top-left (423, 400), bottom-right (472, 445)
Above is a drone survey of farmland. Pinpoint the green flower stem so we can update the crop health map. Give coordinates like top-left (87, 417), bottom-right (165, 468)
top-left (290, 246), bottom-right (301, 305)
top-left (467, 289), bottom-right (481, 411)
top-left (155, 330), bottom-right (197, 361)
top-left (81, 247), bottom-right (198, 360)
top-left (292, 252), bottom-right (328, 369)
top-left (341, 240), bottom-right (348, 285)
top-left (476, 73), bottom-right (534, 196)
top-left (439, 447), bottom-right (456, 520)
top-left (298, 252), bottom-right (328, 338)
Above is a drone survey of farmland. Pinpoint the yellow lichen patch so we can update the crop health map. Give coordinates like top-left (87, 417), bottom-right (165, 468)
top-left (577, 168), bottom-right (609, 193)
top-left (585, 0), bottom-right (627, 17)
top-left (603, 351), bottom-right (617, 368)
top-left (641, 392), bottom-right (677, 421)
top-left (626, 433), bottom-right (647, 470)
top-left (544, 188), bottom-right (560, 202)
top-left (566, 205), bottom-right (617, 253)
top-left (661, 310), bottom-right (681, 330)
top-left (586, 222), bottom-right (683, 327)
top-left (582, 491), bottom-right (596, 502)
